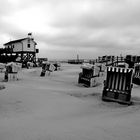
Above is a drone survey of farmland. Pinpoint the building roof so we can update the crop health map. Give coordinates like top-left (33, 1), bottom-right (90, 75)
top-left (4, 38), bottom-right (37, 45)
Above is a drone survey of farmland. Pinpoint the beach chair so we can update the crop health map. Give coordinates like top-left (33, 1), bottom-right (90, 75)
top-left (96, 63), bottom-right (106, 76)
top-left (27, 62), bottom-right (34, 69)
top-left (40, 62), bottom-right (55, 76)
top-left (133, 63), bottom-right (140, 85)
top-left (78, 64), bottom-right (100, 87)
top-left (53, 62), bottom-right (61, 71)
top-left (40, 62), bottom-right (48, 77)
top-left (0, 63), bottom-right (6, 81)
top-left (0, 63), bottom-right (6, 73)
top-left (102, 67), bottom-right (133, 105)
top-left (4, 62), bottom-right (22, 81)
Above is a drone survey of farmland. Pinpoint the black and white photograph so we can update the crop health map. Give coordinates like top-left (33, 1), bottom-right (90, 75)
top-left (0, 0), bottom-right (140, 140)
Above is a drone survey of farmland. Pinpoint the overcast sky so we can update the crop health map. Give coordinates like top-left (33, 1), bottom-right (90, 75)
top-left (0, 0), bottom-right (140, 60)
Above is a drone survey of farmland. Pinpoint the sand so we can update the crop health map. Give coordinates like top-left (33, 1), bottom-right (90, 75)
top-left (0, 63), bottom-right (140, 140)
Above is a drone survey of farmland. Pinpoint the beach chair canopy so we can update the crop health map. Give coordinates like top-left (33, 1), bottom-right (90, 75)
top-left (42, 61), bottom-right (50, 65)
top-left (78, 63), bottom-right (100, 87)
top-left (132, 63), bottom-right (140, 84)
top-left (81, 63), bottom-right (100, 77)
top-left (6, 62), bottom-right (22, 73)
top-left (102, 66), bottom-right (133, 104)
top-left (105, 67), bottom-right (133, 91)
top-left (134, 63), bottom-right (140, 77)
top-left (0, 63), bottom-right (6, 69)
top-left (117, 62), bottom-right (129, 68)
top-left (27, 62), bottom-right (34, 68)
top-left (49, 63), bottom-right (56, 72)
top-left (81, 63), bottom-right (94, 69)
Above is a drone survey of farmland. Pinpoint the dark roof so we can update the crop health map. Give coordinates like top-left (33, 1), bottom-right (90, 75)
top-left (4, 38), bottom-right (37, 45)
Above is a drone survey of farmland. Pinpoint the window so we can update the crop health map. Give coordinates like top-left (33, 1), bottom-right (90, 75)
top-left (28, 39), bottom-right (30, 43)
top-left (27, 44), bottom-right (30, 48)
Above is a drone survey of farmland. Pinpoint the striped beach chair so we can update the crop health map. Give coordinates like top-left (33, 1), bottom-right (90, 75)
top-left (102, 67), bottom-right (133, 105)
top-left (78, 64), bottom-right (100, 87)
top-left (133, 63), bottom-right (140, 85)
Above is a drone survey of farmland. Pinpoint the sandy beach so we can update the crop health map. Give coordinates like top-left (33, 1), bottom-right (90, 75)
top-left (0, 63), bottom-right (140, 140)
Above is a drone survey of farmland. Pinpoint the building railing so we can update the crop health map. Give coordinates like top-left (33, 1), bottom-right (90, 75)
top-left (0, 48), bottom-right (13, 53)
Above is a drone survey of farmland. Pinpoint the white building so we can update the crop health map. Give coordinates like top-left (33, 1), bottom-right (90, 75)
top-left (4, 34), bottom-right (37, 53)
top-left (3, 33), bottom-right (39, 66)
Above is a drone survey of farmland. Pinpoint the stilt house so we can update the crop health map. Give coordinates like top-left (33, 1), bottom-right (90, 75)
top-left (2, 33), bottom-right (39, 67)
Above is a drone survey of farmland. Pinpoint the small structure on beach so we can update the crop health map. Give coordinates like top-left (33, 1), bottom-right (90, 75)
top-left (102, 66), bottom-right (133, 105)
top-left (1, 33), bottom-right (39, 67)
top-left (27, 61), bottom-right (34, 69)
top-left (78, 63), bottom-right (100, 87)
top-left (125, 55), bottom-right (140, 68)
top-left (133, 63), bottom-right (140, 85)
top-left (95, 63), bottom-right (106, 76)
top-left (5, 62), bottom-right (22, 81)
top-left (52, 62), bottom-right (61, 71)
top-left (0, 62), bottom-right (22, 82)
top-left (40, 61), bottom-right (56, 77)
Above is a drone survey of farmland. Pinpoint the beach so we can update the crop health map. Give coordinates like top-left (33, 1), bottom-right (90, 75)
top-left (0, 63), bottom-right (140, 140)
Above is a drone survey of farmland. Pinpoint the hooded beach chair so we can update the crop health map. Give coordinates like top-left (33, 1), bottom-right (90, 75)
top-left (102, 66), bottom-right (133, 105)
top-left (95, 63), bottom-right (106, 76)
top-left (133, 63), bottom-right (140, 85)
top-left (40, 61), bottom-right (49, 76)
top-left (5, 62), bottom-right (22, 81)
top-left (53, 62), bottom-right (61, 71)
top-left (78, 64), bottom-right (100, 87)
top-left (0, 63), bottom-right (6, 81)
top-left (40, 61), bottom-right (55, 76)
top-left (0, 63), bottom-right (6, 73)
top-left (27, 62), bottom-right (34, 69)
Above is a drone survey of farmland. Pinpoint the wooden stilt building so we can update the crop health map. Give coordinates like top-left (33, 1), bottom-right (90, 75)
top-left (0, 33), bottom-right (39, 67)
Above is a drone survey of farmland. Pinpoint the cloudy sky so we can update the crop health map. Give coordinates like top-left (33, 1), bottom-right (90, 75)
top-left (0, 0), bottom-right (140, 60)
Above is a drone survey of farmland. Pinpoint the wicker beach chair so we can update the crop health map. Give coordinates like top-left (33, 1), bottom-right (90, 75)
top-left (102, 66), bottom-right (133, 105)
top-left (78, 64), bottom-right (100, 87)
top-left (96, 63), bottom-right (106, 76)
top-left (40, 62), bottom-right (55, 76)
top-left (133, 63), bottom-right (140, 85)
top-left (5, 62), bottom-right (22, 81)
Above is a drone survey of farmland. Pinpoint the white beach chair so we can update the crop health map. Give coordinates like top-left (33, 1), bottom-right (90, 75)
top-left (5, 62), bottom-right (22, 81)
top-left (78, 64), bottom-right (100, 87)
